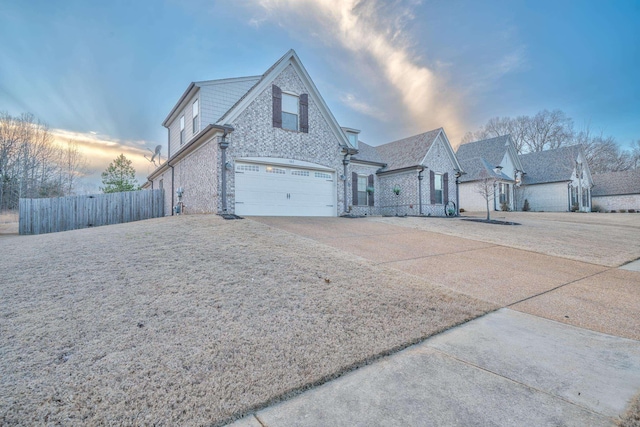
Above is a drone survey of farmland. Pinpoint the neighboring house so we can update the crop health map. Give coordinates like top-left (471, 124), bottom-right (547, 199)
top-left (143, 49), bottom-right (461, 217)
top-left (591, 169), bottom-right (640, 211)
top-left (456, 135), bottom-right (524, 212)
top-left (519, 145), bottom-right (593, 212)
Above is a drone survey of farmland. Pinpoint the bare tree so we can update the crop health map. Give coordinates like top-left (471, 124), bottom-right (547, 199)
top-left (525, 109), bottom-right (574, 152)
top-left (574, 127), bottom-right (632, 173)
top-left (58, 139), bottom-right (87, 195)
top-left (630, 140), bottom-right (640, 169)
top-left (0, 112), bottom-right (67, 210)
top-left (461, 109), bottom-right (573, 154)
top-left (475, 170), bottom-right (497, 221)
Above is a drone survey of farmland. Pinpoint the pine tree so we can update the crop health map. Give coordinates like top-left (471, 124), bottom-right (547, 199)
top-left (100, 154), bottom-right (140, 193)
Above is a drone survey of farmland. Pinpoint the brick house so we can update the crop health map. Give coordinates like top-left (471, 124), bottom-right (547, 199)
top-left (143, 49), bottom-right (462, 217)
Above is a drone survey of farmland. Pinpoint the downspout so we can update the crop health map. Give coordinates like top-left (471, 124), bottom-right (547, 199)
top-left (342, 154), bottom-right (350, 214)
top-left (214, 124), bottom-right (234, 213)
top-left (169, 163), bottom-right (175, 215)
top-left (342, 148), bottom-right (357, 214)
top-left (455, 171), bottom-right (462, 216)
top-left (220, 139), bottom-right (229, 212)
top-left (417, 167), bottom-right (424, 215)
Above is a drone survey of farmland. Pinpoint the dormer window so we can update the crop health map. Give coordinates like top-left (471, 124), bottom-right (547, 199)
top-left (348, 133), bottom-right (358, 147)
top-left (342, 127), bottom-right (360, 149)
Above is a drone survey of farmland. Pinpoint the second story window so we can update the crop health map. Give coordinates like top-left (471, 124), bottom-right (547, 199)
top-left (180, 115), bottom-right (185, 145)
top-left (192, 99), bottom-right (199, 134)
top-left (282, 93), bottom-right (299, 131)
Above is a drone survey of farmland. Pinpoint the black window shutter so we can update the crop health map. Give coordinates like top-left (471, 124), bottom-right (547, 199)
top-left (368, 174), bottom-right (374, 206)
top-left (430, 170), bottom-right (436, 204)
top-left (443, 172), bottom-right (449, 204)
top-left (352, 172), bottom-right (358, 206)
top-left (272, 85), bottom-right (282, 128)
top-left (299, 93), bottom-right (309, 133)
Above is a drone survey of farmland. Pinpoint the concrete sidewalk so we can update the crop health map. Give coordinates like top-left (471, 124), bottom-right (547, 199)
top-left (229, 309), bottom-right (640, 426)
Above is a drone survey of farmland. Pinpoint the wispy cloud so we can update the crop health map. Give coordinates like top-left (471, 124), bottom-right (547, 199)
top-left (248, 0), bottom-right (465, 141)
top-left (339, 93), bottom-right (388, 122)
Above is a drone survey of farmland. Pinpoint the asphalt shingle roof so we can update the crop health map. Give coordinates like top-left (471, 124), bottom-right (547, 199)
top-left (519, 145), bottom-right (583, 185)
top-left (351, 141), bottom-right (385, 165)
top-left (373, 128), bottom-right (442, 172)
top-left (592, 170), bottom-right (640, 196)
top-left (456, 135), bottom-right (512, 182)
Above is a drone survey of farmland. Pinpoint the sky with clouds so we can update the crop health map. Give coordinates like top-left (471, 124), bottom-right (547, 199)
top-left (0, 0), bottom-right (638, 191)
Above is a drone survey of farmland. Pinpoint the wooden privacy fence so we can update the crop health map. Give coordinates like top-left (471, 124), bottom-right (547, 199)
top-left (19, 190), bottom-right (164, 235)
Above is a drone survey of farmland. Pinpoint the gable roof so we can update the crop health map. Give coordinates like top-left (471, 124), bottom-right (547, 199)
top-left (592, 169), bottom-right (640, 196)
top-left (162, 76), bottom-right (261, 128)
top-left (369, 128), bottom-right (465, 173)
top-left (374, 128), bottom-right (441, 171)
top-left (456, 135), bottom-right (520, 182)
top-left (519, 145), bottom-right (586, 185)
top-left (216, 49), bottom-right (352, 149)
top-left (351, 141), bottom-right (385, 165)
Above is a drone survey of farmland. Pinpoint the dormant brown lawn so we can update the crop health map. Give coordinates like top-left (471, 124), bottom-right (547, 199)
top-left (0, 215), bottom-right (494, 426)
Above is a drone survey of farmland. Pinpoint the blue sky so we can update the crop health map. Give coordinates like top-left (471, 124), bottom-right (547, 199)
top-left (1, 0), bottom-right (638, 189)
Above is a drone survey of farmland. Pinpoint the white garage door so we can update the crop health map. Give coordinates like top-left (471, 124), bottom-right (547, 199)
top-left (235, 162), bottom-right (336, 216)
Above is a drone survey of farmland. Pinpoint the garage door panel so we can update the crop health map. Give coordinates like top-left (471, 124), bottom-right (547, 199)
top-left (235, 162), bottom-right (336, 217)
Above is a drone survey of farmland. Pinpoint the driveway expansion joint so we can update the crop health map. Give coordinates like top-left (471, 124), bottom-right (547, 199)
top-left (427, 346), bottom-right (611, 419)
top-left (375, 244), bottom-right (499, 266)
top-left (507, 268), bottom-right (614, 308)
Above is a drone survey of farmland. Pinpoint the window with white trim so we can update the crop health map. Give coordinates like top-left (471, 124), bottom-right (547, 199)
top-left (315, 172), bottom-right (331, 179)
top-left (282, 93), bottom-right (299, 131)
top-left (179, 115), bottom-right (185, 145)
top-left (192, 99), bottom-right (199, 134)
top-left (499, 183), bottom-right (510, 204)
top-left (291, 170), bottom-right (309, 176)
top-left (434, 173), bottom-right (444, 204)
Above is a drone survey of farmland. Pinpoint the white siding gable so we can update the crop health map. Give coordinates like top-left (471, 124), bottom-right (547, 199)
top-left (500, 151), bottom-right (517, 180)
top-left (198, 77), bottom-right (260, 128)
top-left (166, 91), bottom-right (198, 157)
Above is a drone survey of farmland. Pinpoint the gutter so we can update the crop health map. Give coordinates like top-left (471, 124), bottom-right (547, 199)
top-left (376, 165), bottom-right (424, 176)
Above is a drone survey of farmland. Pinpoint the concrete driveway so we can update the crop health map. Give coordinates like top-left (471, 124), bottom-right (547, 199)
top-left (254, 216), bottom-right (639, 340)
top-left (232, 216), bottom-right (640, 426)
